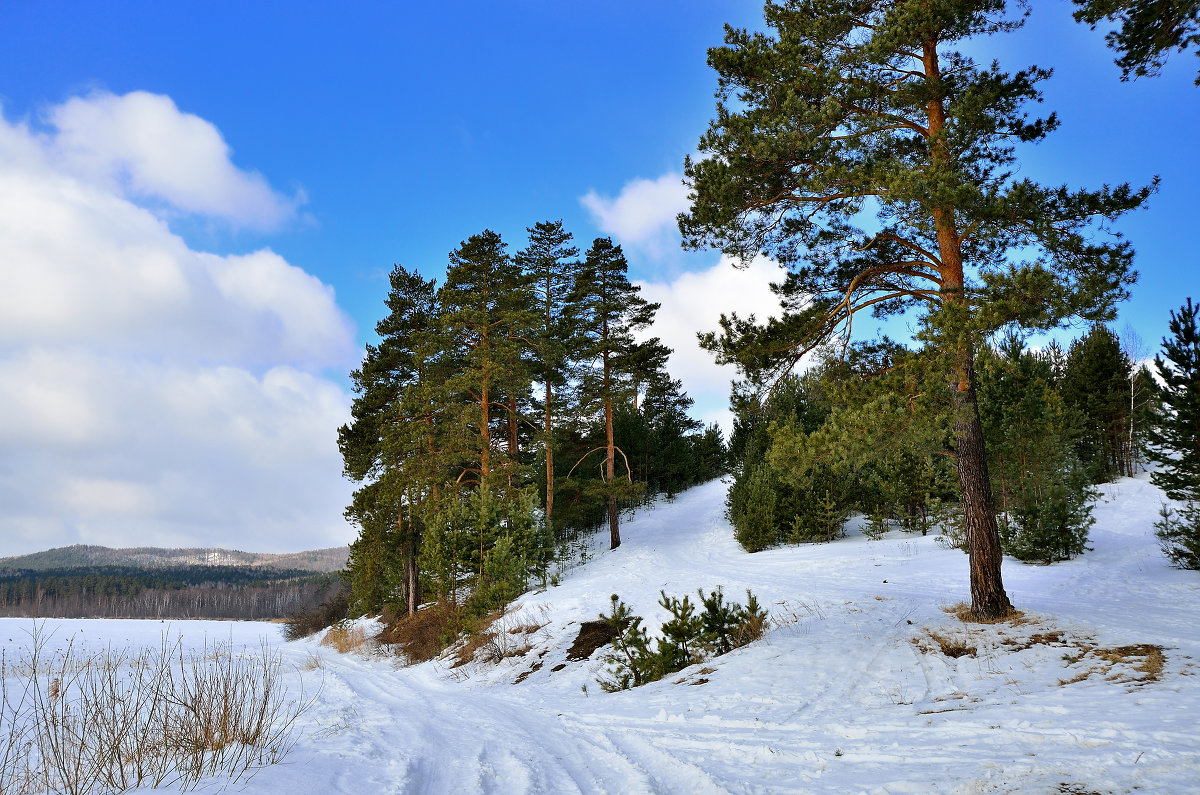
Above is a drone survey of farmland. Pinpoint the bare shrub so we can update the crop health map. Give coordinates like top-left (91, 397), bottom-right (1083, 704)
top-left (0, 626), bottom-right (309, 794)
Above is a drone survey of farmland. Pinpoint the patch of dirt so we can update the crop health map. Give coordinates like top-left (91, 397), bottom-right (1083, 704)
top-left (565, 620), bottom-right (618, 661)
top-left (513, 660), bottom-right (543, 684)
top-left (550, 663), bottom-right (567, 672)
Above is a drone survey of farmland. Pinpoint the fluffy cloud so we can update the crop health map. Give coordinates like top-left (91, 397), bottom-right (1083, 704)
top-left (580, 173), bottom-right (690, 257)
top-left (0, 95), bottom-right (356, 556)
top-left (46, 91), bottom-right (299, 229)
top-left (637, 255), bottom-right (789, 431)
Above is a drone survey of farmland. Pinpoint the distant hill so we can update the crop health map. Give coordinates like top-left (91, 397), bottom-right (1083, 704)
top-left (0, 544), bottom-right (347, 573)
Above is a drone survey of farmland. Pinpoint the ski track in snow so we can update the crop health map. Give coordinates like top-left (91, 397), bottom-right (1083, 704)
top-left (3, 474), bottom-right (1199, 793)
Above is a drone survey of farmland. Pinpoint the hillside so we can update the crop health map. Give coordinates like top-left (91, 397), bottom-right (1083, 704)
top-left (0, 544), bottom-right (346, 620)
top-left (0, 544), bottom-right (346, 573)
top-left (4, 474), bottom-right (1198, 792)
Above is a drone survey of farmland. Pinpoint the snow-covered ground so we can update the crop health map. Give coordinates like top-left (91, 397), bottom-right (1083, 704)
top-left (3, 474), bottom-right (1198, 794)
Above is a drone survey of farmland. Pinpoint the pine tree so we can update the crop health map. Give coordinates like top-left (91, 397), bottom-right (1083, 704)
top-left (1146, 298), bottom-right (1200, 501)
top-left (434, 230), bottom-right (545, 606)
top-left (338, 265), bottom-right (440, 615)
top-left (1061, 325), bottom-right (1135, 480)
top-left (1146, 298), bottom-right (1200, 567)
top-left (1072, 0), bottom-right (1200, 83)
top-left (571, 238), bottom-right (660, 549)
top-left (679, 0), bottom-right (1152, 618)
top-left (516, 220), bottom-right (580, 530)
top-left (437, 230), bottom-right (534, 491)
top-left (977, 335), bottom-right (1096, 563)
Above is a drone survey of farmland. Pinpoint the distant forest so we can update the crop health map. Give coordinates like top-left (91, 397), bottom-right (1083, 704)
top-left (0, 565), bottom-right (344, 620)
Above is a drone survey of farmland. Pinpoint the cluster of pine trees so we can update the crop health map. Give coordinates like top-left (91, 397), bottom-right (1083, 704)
top-left (727, 325), bottom-right (1156, 564)
top-left (338, 222), bottom-right (726, 622)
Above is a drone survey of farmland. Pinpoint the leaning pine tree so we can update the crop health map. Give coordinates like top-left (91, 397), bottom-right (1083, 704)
top-left (680, 0), bottom-right (1153, 618)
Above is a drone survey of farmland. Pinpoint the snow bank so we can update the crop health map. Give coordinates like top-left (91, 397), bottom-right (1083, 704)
top-left (3, 475), bottom-right (1197, 793)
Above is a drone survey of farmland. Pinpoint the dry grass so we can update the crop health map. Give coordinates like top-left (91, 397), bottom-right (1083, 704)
top-left (1, 626), bottom-right (309, 795)
top-left (1057, 643), bottom-right (1166, 687)
top-left (943, 601), bottom-right (1028, 625)
top-left (920, 630), bottom-right (978, 658)
top-left (319, 625), bottom-right (370, 655)
top-left (376, 603), bottom-right (461, 664)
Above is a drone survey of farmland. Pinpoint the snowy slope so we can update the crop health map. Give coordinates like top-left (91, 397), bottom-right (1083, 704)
top-left (3, 475), bottom-right (1198, 794)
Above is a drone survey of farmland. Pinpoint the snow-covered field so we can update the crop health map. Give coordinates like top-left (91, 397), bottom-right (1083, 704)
top-left (3, 475), bottom-right (1198, 794)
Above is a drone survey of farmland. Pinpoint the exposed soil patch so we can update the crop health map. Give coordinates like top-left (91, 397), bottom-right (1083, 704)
top-left (566, 620), bottom-right (618, 661)
top-left (513, 660), bottom-right (543, 684)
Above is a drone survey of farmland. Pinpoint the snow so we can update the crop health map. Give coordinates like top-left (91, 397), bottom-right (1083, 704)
top-left (3, 474), bottom-right (1199, 793)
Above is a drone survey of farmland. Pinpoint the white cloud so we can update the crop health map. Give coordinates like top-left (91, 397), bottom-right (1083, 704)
top-left (0, 111), bottom-right (354, 367)
top-left (46, 91), bottom-right (299, 229)
top-left (638, 255), bottom-right (789, 433)
top-left (581, 173), bottom-right (690, 257)
top-left (0, 96), bottom-right (357, 556)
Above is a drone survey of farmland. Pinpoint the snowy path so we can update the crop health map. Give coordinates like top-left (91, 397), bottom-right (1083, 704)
top-left (5, 475), bottom-right (1199, 793)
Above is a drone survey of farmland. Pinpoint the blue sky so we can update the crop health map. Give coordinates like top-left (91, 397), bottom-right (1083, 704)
top-left (0, 1), bottom-right (1195, 555)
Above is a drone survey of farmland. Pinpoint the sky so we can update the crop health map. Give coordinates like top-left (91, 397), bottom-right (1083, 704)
top-left (0, 1), bottom-right (1196, 556)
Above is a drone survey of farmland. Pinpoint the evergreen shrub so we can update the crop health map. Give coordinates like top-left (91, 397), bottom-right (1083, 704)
top-left (598, 588), bottom-right (768, 691)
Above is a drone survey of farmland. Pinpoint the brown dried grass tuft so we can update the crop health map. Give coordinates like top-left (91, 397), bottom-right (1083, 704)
top-left (926, 630), bottom-right (977, 658)
top-left (319, 625), bottom-right (368, 655)
top-left (1058, 643), bottom-right (1166, 686)
top-left (943, 601), bottom-right (1027, 625)
top-left (453, 612), bottom-right (542, 668)
top-left (376, 603), bottom-right (462, 665)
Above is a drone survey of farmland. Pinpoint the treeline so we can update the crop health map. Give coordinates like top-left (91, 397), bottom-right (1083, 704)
top-left (0, 566), bottom-right (343, 620)
top-left (729, 325), bottom-right (1155, 563)
top-left (339, 221), bottom-right (726, 622)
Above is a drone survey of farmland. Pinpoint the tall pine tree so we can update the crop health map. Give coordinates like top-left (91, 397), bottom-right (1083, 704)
top-left (680, 0), bottom-right (1152, 618)
top-left (339, 265), bottom-right (440, 615)
top-left (571, 237), bottom-right (660, 549)
top-left (516, 220), bottom-right (580, 530)
top-left (1061, 325), bottom-right (1135, 480)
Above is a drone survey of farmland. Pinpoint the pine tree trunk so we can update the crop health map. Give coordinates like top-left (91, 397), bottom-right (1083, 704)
top-left (545, 382), bottom-right (555, 524)
top-left (480, 380), bottom-right (491, 480)
top-left (952, 359), bottom-right (1013, 619)
top-left (508, 394), bottom-right (519, 488)
top-left (606, 394), bottom-right (620, 550)
top-left (924, 35), bottom-right (1012, 621)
